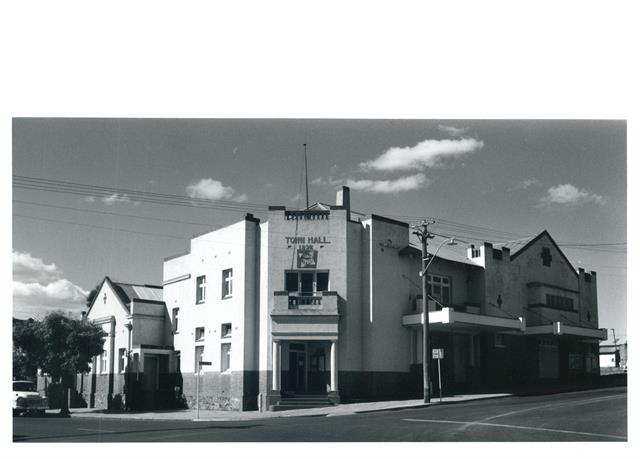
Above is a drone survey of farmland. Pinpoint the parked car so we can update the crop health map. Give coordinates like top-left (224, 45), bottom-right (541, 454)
top-left (13, 380), bottom-right (48, 416)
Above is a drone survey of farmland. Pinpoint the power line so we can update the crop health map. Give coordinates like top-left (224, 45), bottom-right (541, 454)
top-left (13, 199), bottom-right (215, 228)
top-left (13, 175), bottom-right (627, 252)
top-left (13, 214), bottom-right (190, 240)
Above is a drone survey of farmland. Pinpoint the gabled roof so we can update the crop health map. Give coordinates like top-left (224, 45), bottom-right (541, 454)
top-left (500, 230), bottom-right (579, 277)
top-left (398, 244), bottom-right (481, 268)
top-left (307, 202), bottom-right (332, 211)
top-left (87, 276), bottom-right (164, 316)
top-left (111, 281), bottom-right (164, 304)
top-left (493, 234), bottom-right (539, 255)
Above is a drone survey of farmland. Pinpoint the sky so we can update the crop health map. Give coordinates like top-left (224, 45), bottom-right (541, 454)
top-left (11, 119), bottom-right (626, 343)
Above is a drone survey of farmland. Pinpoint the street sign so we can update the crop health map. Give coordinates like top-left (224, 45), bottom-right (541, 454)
top-left (199, 361), bottom-right (212, 366)
top-left (431, 348), bottom-right (444, 403)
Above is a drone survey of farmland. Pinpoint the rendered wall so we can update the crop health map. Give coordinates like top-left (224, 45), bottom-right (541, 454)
top-left (162, 218), bottom-right (259, 410)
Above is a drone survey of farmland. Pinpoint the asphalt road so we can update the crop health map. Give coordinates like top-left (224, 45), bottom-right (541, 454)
top-left (13, 386), bottom-right (627, 442)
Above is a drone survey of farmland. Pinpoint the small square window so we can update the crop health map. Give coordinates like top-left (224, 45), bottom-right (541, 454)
top-left (221, 323), bottom-right (232, 338)
top-left (195, 327), bottom-right (205, 341)
top-left (494, 334), bottom-right (505, 347)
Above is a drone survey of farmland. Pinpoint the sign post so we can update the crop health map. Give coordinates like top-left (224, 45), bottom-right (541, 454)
top-left (196, 361), bottom-right (212, 420)
top-left (432, 348), bottom-right (444, 403)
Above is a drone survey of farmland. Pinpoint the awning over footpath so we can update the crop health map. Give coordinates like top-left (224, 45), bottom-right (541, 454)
top-left (524, 322), bottom-right (608, 340)
top-left (402, 307), bottom-right (607, 340)
top-left (402, 307), bottom-right (525, 333)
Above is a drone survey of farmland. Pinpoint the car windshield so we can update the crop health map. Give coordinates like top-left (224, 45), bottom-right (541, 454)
top-left (13, 382), bottom-right (36, 391)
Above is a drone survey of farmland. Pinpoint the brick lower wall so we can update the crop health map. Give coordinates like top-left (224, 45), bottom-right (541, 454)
top-left (180, 371), bottom-right (258, 411)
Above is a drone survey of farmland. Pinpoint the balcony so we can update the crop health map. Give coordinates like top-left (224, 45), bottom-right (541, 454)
top-left (272, 291), bottom-right (339, 315)
top-left (271, 291), bottom-right (339, 341)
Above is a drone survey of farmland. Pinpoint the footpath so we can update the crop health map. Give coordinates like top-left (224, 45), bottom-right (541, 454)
top-left (48, 393), bottom-right (511, 422)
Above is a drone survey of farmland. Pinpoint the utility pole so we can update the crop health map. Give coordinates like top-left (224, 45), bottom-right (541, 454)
top-left (611, 328), bottom-right (620, 368)
top-left (303, 143), bottom-right (310, 209)
top-left (413, 219), bottom-right (435, 403)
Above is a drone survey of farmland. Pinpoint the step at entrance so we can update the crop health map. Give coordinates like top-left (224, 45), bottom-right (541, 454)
top-left (272, 393), bottom-right (334, 411)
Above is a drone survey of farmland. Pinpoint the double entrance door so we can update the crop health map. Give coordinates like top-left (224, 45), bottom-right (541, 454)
top-left (284, 342), bottom-right (328, 394)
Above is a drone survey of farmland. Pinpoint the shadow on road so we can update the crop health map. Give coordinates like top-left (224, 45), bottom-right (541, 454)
top-left (13, 423), bottom-right (263, 442)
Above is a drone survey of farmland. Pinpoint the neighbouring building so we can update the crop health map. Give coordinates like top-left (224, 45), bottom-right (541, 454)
top-left (600, 341), bottom-right (628, 374)
top-left (60, 186), bottom-right (608, 411)
top-left (40, 277), bottom-right (178, 410)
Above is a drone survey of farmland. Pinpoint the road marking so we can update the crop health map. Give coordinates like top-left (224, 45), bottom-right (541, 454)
top-left (77, 428), bottom-right (116, 433)
top-left (478, 394), bottom-right (626, 423)
top-left (402, 418), bottom-right (626, 440)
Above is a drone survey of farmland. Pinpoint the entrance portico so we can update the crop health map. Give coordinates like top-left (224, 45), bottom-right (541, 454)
top-left (270, 339), bottom-right (339, 406)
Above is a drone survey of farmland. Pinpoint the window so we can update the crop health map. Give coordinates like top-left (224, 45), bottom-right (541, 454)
top-left (221, 343), bottom-right (231, 372)
top-left (494, 334), bottom-right (505, 347)
top-left (284, 270), bottom-right (330, 295)
top-left (541, 247), bottom-right (552, 267)
top-left (100, 350), bottom-right (108, 374)
top-left (427, 274), bottom-right (451, 306)
top-left (195, 327), bottom-right (205, 341)
top-left (118, 348), bottom-right (126, 373)
top-left (194, 345), bottom-right (205, 373)
top-left (222, 269), bottom-right (233, 298)
top-left (221, 323), bottom-right (232, 338)
top-left (172, 307), bottom-right (179, 333)
top-left (196, 275), bottom-right (206, 303)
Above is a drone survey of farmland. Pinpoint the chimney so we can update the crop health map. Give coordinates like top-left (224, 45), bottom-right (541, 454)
top-left (336, 186), bottom-right (351, 220)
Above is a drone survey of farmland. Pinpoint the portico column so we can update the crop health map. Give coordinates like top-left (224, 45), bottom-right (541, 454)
top-left (272, 340), bottom-right (281, 391)
top-left (330, 340), bottom-right (338, 391)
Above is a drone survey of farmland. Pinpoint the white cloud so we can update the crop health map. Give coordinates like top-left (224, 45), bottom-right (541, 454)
top-left (438, 125), bottom-right (470, 137)
top-left (12, 251), bottom-right (88, 319)
top-left (515, 177), bottom-right (542, 190)
top-left (311, 176), bottom-right (341, 186)
top-left (360, 137), bottom-right (484, 172)
top-left (13, 251), bottom-right (60, 283)
top-left (541, 184), bottom-right (606, 206)
top-left (186, 178), bottom-right (247, 202)
top-left (83, 196), bottom-right (96, 203)
top-left (101, 193), bottom-right (134, 205)
top-left (345, 173), bottom-right (428, 194)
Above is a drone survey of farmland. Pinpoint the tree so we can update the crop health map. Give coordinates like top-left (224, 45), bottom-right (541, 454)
top-left (85, 283), bottom-right (101, 308)
top-left (13, 318), bottom-right (43, 380)
top-left (13, 312), bottom-right (106, 413)
top-left (39, 312), bottom-right (106, 381)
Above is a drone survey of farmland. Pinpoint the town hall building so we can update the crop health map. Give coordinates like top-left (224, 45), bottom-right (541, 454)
top-left (65, 186), bottom-right (607, 411)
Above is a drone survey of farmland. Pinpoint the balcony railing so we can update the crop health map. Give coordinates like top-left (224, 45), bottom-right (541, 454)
top-left (288, 295), bottom-right (322, 308)
top-left (284, 210), bottom-right (330, 221)
top-left (273, 291), bottom-right (338, 314)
